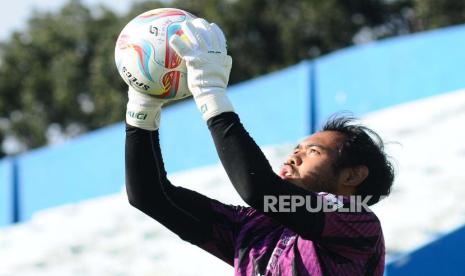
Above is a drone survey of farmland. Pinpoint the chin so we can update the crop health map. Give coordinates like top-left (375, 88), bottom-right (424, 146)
top-left (291, 179), bottom-right (320, 193)
top-left (280, 175), bottom-right (317, 192)
top-left (281, 174), bottom-right (298, 183)
top-left (284, 177), bottom-right (304, 188)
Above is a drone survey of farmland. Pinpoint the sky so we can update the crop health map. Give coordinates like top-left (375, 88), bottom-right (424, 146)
top-left (0, 0), bottom-right (135, 41)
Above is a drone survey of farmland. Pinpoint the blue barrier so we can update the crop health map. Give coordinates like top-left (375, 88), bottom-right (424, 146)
top-left (17, 123), bottom-right (125, 221)
top-left (386, 225), bottom-right (465, 275)
top-left (0, 158), bottom-right (13, 226)
top-left (314, 24), bottom-right (465, 127)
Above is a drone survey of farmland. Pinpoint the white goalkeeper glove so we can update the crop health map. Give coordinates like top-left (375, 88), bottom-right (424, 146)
top-left (169, 18), bottom-right (234, 121)
top-left (126, 87), bottom-right (163, 131)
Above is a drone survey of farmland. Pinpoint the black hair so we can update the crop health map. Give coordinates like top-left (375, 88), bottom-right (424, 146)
top-left (322, 114), bottom-right (395, 205)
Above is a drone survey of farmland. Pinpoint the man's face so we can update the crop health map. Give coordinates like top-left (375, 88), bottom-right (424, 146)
top-left (279, 131), bottom-right (345, 193)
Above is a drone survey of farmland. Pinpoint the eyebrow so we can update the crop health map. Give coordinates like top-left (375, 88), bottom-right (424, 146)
top-left (294, 143), bottom-right (337, 154)
top-left (295, 143), bottom-right (331, 152)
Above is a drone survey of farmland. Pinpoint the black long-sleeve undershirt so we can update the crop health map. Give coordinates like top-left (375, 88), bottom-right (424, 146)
top-left (125, 112), bottom-right (325, 262)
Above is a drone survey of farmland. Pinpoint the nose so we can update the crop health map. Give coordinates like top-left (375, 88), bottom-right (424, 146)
top-left (286, 153), bottom-right (302, 166)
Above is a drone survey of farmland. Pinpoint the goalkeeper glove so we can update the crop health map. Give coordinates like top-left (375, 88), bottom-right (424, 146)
top-left (126, 87), bottom-right (163, 131)
top-left (169, 18), bottom-right (234, 121)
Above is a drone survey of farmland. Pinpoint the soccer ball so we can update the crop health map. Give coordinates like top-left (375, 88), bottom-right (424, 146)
top-left (115, 8), bottom-right (196, 99)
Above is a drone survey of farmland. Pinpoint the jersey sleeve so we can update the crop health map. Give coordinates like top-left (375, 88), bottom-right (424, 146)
top-left (125, 124), bottom-right (253, 265)
top-left (316, 202), bottom-right (385, 274)
top-left (318, 201), bottom-right (383, 252)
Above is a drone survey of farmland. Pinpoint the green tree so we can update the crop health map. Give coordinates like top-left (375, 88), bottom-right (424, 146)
top-left (411, 0), bottom-right (465, 30)
top-left (0, 0), bottom-right (464, 157)
top-left (0, 0), bottom-right (128, 156)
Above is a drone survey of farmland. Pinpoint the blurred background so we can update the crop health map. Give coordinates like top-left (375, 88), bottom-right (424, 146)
top-left (1, 0), bottom-right (465, 275)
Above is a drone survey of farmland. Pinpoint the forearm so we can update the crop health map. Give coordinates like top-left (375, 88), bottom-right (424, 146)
top-left (125, 125), bottom-right (169, 210)
top-left (206, 112), bottom-right (301, 203)
top-left (125, 125), bottom-right (212, 243)
top-left (206, 113), bottom-right (276, 204)
top-left (125, 124), bottom-right (246, 263)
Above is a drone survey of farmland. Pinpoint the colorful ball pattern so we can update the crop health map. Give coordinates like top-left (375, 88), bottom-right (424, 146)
top-left (115, 8), bottom-right (196, 99)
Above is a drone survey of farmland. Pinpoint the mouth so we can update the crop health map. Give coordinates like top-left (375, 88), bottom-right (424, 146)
top-left (279, 164), bottom-right (295, 180)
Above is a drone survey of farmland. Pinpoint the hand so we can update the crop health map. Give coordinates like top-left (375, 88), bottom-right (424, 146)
top-left (126, 87), bottom-right (163, 131)
top-left (169, 18), bottom-right (234, 121)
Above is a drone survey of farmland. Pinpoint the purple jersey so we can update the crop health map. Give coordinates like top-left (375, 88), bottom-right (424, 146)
top-left (200, 194), bottom-right (384, 276)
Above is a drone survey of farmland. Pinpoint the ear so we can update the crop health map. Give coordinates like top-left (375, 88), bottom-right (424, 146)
top-left (342, 165), bottom-right (369, 187)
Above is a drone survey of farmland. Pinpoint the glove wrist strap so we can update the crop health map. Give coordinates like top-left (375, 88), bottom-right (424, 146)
top-left (126, 102), bottom-right (161, 131)
top-left (194, 90), bottom-right (234, 121)
top-left (126, 88), bottom-right (163, 131)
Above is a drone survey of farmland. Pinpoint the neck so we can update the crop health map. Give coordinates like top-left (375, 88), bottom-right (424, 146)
top-left (336, 186), bottom-right (355, 197)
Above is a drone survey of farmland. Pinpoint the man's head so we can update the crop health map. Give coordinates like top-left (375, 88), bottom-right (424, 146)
top-left (279, 115), bottom-right (394, 205)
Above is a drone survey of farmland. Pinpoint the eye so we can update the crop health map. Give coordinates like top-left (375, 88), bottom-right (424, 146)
top-left (306, 147), bottom-right (320, 155)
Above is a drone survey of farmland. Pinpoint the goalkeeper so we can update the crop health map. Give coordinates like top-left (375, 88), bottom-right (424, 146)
top-left (125, 18), bottom-right (393, 275)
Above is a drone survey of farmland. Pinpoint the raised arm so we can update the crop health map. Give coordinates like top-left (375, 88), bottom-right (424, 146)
top-left (125, 123), bottom-right (252, 265)
top-left (121, 33), bottom-right (247, 263)
top-left (169, 19), bottom-right (325, 239)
